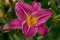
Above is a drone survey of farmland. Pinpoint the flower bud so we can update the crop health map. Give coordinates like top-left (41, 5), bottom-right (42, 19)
top-left (0, 0), bottom-right (5, 3)
top-left (54, 14), bottom-right (60, 26)
top-left (5, 0), bottom-right (23, 6)
top-left (0, 9), bottom-right (3, 18)
top-left (9, 0), bottom-right (23, 4)
top-left (5, 0), bottom-right (11, 6)
top-left (58, 6), bottom-right (60, 9)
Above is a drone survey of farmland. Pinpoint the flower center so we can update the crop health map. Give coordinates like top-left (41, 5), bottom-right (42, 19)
top-left (26, 15), bottom-right (37, 27)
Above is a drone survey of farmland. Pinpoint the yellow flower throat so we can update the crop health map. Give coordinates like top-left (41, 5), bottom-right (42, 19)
top-left (26, 15), bottom-right (37, 27)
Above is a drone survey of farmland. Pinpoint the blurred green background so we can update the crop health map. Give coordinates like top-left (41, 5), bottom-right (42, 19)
top-left (0, 0), bottom-right (60, 40)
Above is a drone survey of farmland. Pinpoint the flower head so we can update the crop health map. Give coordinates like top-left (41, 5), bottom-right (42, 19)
top-left (3, 1), bottom-right (52, 38)
top-left (15, 1), bottom-right (52, 38)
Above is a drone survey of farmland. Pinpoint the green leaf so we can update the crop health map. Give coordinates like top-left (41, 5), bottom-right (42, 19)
top-left (0, 33), bottom-right (3, 40)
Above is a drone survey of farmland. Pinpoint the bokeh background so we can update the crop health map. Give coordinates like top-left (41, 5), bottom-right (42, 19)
top-left (0, 0), bottom-right (60, 40)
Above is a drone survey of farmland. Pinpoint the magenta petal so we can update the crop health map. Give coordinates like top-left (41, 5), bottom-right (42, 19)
top-left (15, 2), bottom-right (26, 21)
top-left (15, 2), bottom-right (34, 21)
top-left (36, 9), bottom-right (52, 26)
top-left (32, 1), bottom-right (41, 11)
top-left (24, 27), bottom-right (38, 38)
top-left (33, 9), bottom-right (52, 17)
top-left (22, 22), bottom-right (29, 35)
top-left (8, 18), bottom-right (22, 29)
top-left (38, 24), bottom-right (48, 36)
top-left (2, 24), bottom-right (10, 30)
top-left (22, 23), bottom-right (38, 38)
top-left (18, 2), bottom-right (34, 13)
top-left (15, 2), bottom-right (34, 14)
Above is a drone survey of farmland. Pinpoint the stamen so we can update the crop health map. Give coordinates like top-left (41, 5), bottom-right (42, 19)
top-left (26, 15), bottom-right (37, 27)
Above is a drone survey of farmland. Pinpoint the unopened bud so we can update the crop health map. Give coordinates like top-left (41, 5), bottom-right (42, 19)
top-left (0, 0), bottom-right (5, 3)
top-left (5, 0), bottom-right (23, 6)
top-left (58, 6), bottom-right (60, 9)
top-left (5, 0), bottom-right (11, 6)
top-left (9, 0), bottom-right (23, 4)
top-left (54, 14), bottom-right (60, 26)
top-left (0, 9), bottom-right (3, 18)
top-left (48, 1), bottom-right (51, 6)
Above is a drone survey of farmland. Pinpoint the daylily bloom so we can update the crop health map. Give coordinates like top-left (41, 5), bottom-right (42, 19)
top-left (3, 1), bottom-right (52, 38)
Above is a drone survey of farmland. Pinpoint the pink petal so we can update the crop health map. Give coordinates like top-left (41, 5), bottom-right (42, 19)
top-left (18, 2), bottom-right (34, 13)
top-left (32, 1), bottom-right (41, 11)
top-left (15, 2), bottom-right (26, 21)
top-left (22, 23), bottom-right (38, 38)
top-left (22, 22), bottom-right (29, 35)
top-left (8, 18), bottom-right (22, 29)
top-left (15, 2), bottom-right (34, 21)
top-left (2, 24), bottom-right (10, 30)
top-left (2, 24), bottom-right (11, 33)
top-left (36, 9), bottom-right (52, 26)
top-left (38, 24), bottom-right (48, 36)
top-left (33, 9), bottom-right (52, 17)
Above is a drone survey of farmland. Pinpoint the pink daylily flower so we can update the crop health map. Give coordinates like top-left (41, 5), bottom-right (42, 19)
top-left (3, 1), bottom-right (52, 38)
